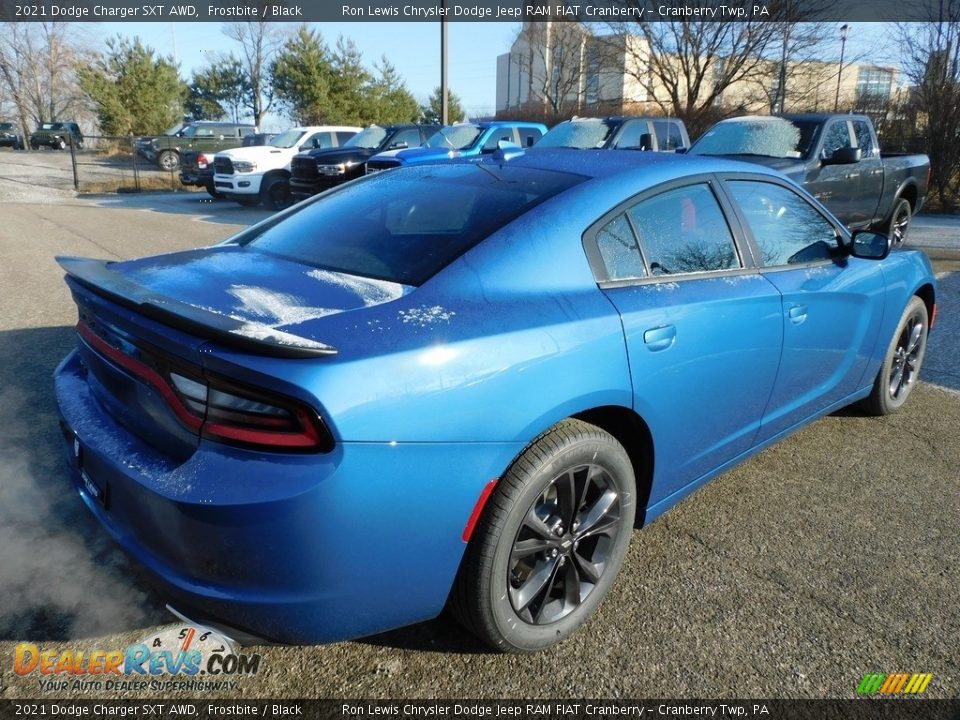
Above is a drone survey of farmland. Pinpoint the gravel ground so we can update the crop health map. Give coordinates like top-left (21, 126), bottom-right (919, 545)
top-left (0, 186), bottom-right (956, 700)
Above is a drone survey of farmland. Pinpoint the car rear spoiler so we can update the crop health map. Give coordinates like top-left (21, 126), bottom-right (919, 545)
top-left (56, 256), bottom-right (337, 358)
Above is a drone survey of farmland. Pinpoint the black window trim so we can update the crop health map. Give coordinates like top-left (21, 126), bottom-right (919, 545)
top-left (714, 172), bottom-right (850, 273)
top-left (583, 173), bottom-right (758, 289)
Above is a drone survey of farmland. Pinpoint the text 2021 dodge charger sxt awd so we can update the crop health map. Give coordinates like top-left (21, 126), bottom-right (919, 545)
top-left (54, 150), bottom-right (935, 652)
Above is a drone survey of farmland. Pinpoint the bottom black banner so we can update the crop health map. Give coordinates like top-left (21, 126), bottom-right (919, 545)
top-left (1, 700), bottom-right (958, 720)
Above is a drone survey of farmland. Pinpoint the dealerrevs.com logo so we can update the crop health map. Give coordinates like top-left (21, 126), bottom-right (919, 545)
top-left (857, 673), bottom-right (933, 696)
top-left (14, 624), bottom-right (262, 693)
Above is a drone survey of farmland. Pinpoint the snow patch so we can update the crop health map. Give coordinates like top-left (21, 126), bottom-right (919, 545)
top-left (399, 306), bottom-right (456, 326)
top-left (307, 269), bottom-right (408, 306)
top-left (227, 285), bottom-right (337, 326)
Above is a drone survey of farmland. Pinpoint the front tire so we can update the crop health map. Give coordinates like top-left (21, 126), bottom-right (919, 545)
top-left (260, 175), bottom-right (292, 210)
top-left (862, 296), bottom-right (928, 415)
top-left (204, 182), bottom-right (224, 199)
top-left (450, 419), bottom-right (636, 652)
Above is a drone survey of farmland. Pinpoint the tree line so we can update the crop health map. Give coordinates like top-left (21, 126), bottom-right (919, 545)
top-left (0, 21), bottom-right (464, 141)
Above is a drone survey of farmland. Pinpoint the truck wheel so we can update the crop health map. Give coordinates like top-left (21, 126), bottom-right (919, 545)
top-left (260, 176), bottom-right (292, 210)
top-left (158, 150), bottom-right (180, 171)
top-left (30, 142), bottom-right (39, 151)
top-left (55, 138), bottom-right (66, 150)
top-left (205, 182), bottom-right (224, 199)
top-left (450, 419), bottom-right (636, 652)
top-left (887, 198), bottom-right (911, 247)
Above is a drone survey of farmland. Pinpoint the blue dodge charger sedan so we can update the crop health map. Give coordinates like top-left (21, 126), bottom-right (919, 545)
top-left (54, 150), bottom-right (935, 652)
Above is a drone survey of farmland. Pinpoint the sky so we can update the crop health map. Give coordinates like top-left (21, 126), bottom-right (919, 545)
top-left (73, 21), bottom-right (894, 132)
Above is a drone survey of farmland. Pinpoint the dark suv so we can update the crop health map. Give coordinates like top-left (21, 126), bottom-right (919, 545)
top-left (0, 122), bottom-right (23, 150)
top-left (289, 123), bottom-right (441, 199)
top-left (148, 121), bottom-right (257, 171)
top-left (30, 122), bottom-right (83, 150)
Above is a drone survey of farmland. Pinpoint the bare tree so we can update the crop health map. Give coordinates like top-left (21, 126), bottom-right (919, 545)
top-left (603, 3), bottom-right (785, 136)
top-left (896, 8), bottom-right (960, 208)
top-left (222, 20), bottom-right (283, 127)
top-left (0, 22), bottom-right (88, 143)
top-left (508, 22), bottom-right (592, 120)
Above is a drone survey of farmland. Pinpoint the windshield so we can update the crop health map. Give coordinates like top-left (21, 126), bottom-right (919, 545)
top-left (690, 117), bottom-right (818, 159)
top-left (426, 125), bottom-right (483, 150)
top-left (41, 123), bottom-right (54, 130)
top-left (240, 164), bottom-right (586, 285)
top-left (537, 119), bottom-right (615, 149)
top-left (0, 123), bottom-right (13, 131)
top-left (269, 129), bottom-right (307, 149)
top-left (344, 126), bottom-right (388, 149)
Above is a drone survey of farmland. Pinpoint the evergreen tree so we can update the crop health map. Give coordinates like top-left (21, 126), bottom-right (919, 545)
top-left (270, 26), bottom-right (332, 125)
top-left (368, 57), bottom-right (421, 124)
top-left (78, 36), bottom-right (185, 136)
top-left (421, 86), bottom-right (465, 124)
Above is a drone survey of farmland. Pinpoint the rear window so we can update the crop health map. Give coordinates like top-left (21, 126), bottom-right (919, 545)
top-left (240, 164), bottom-right (586, 285)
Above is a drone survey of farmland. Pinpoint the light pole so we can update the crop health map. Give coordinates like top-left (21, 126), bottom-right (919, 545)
top-left (835, 24), bottom-right (850, 111)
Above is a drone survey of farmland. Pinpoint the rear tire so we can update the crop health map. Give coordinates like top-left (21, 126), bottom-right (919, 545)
top-left (157, 150), bottom-right (179, 172)
top-left (861, 296), bottom-right (928, 415)
top-left (886, 198), bottom-right (912, 247)
top-left (450, 419), bottom-right (636, 653)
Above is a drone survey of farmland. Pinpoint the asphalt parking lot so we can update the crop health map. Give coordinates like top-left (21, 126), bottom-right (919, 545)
top-left (0, 168), bottom-right (957, 699)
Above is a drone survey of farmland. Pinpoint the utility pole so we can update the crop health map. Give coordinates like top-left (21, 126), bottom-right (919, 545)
top-left (441, 3), bottom-right (449, 124)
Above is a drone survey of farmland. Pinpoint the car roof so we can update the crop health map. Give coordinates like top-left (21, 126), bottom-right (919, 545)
top-left (781, 112), bottom-right (871, 122)
top-left (494, 148), bottom-right (785, 182)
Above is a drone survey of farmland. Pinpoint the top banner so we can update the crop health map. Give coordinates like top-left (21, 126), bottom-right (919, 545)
top-left (0, 0), bottom-right (947, 22)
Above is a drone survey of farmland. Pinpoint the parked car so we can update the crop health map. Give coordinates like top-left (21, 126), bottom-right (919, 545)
top-left (365, 121), bottom-right (547, 173)
top-left (534, 116), bottom-right (690, 151)
top-left (289, 123), bottom-right (441, 199)
top-left (688, 114), bottom-right (929, 243)
top-left (212, 125), bottom-right (360, 209)
top-left (0, 121), bottom-right (23, 150)
top-left (136, 123), bottom-right (187, 159)
top-left (149, 121), bottom-right (258, 172)
top-left (179, 129), bottom-right (276, 199)
top-left (30, 121), bottom-right (83, 150)
top-left (54, 150), bottom-right (935, 651)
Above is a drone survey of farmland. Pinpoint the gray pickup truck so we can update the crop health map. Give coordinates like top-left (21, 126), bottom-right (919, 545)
top-left (689, 114), bottom-right (929, 243)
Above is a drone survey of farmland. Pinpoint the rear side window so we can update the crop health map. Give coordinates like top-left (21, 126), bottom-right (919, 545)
top-left (627, 184), bottom-right (739, 275)
top-left (519, 127), bottom-right (543, 147)
top-left (852, 120), bottom-right (874, 156)
top-left (653, 120), bottom-right (685, 150)
top-left (241, 164), bottom-right (585, 285)
top-left (727, 180), bottom-right (838, 266)
top-left (596, 214), bottom-right (646, 280)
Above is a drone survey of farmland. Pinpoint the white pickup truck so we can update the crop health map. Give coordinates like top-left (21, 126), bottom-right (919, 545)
top-left (213, 125), bottom-right (360, 209)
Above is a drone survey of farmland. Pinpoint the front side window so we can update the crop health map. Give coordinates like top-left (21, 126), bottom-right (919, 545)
top-left (483, 129), bottom-right (516, 151)
top-left (727, 180), bottom-right (839, 266)
top-left (389, 128), bottom-right (421, 149)
top-left (345, 126), bottom-right (388, 149)
top-left (628, 184), bottom-right (739, 275)
top-left (613, 121), bottom-right (650, 149)
top-left (821, 121), bottom-right (852, 159)
top-left (302, 132), bottom-right (333, 150)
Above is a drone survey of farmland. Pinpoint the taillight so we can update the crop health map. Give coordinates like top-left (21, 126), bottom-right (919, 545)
top-left (78, 321), bottom-right (332, 453)
top-left (197, 153), bottom-right (210, 168)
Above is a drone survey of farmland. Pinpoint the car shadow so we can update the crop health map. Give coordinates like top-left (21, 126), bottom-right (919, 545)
top-left (358, 612), bottom-right (491, 655)
top-left (0, 325), bottom-right (169, 642)
top-left (81, 191), bottom-right (276, 227)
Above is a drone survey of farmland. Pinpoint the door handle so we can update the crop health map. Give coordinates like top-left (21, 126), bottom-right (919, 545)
top-left (788, 304), bottom-right (808, 325)
top-left (643, 324), bottom-right (676, 351)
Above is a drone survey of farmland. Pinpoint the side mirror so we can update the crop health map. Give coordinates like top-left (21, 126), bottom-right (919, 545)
top-left (849, 230), bottom-right (891, 260)
top-left (388, 141), bottom-right (409, 150)
top-left (637, 132), bottom-right (654, 151)
top-left (823, 146), bottom-right (861, 165)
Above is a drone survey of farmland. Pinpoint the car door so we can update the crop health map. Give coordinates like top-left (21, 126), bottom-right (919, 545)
top-left (722, 176), bottom-right (886, 443)
top-left (849, 119), bottom-right (884, 227)
top-left (805, 119), bottom-right (857, 223)
top-left (587, 178), bottom-right (784, 504)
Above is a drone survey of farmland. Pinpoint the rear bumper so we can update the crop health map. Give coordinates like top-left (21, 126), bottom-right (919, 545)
top-left (178, 171), bottom-right (210, 188)
top-left (54, 349), bottom-right (517, 644)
